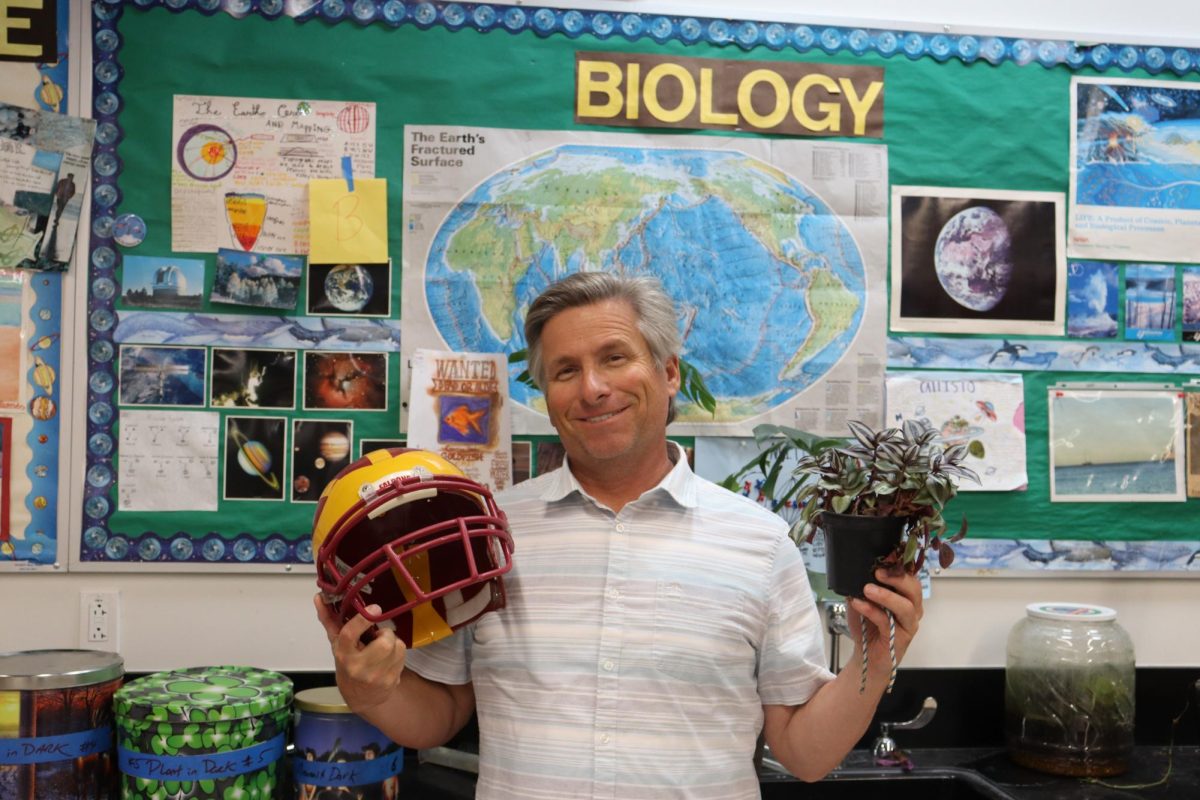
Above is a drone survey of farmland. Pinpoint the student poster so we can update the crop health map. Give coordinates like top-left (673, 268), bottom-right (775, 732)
top-left (886, 372), bottom-right (1028, 492)
top-left (407, 349), bottom-right (512, 492)
top-left (171, 95), bottom-right (377, 255)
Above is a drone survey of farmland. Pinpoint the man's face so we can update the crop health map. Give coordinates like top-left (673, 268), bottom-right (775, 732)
top-left (540, 298), bottom-right (679, 476)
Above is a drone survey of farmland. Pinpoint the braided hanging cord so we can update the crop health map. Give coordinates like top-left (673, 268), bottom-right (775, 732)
top-left (858, 608), bottom-right (900, 695)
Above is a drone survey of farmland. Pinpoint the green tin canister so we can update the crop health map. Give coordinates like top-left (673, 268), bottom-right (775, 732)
top-left (114, 665), bottom-right (292, 800)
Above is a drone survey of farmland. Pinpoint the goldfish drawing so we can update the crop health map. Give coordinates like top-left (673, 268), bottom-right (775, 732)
top-left (443, 404), bottom-right (486, 436)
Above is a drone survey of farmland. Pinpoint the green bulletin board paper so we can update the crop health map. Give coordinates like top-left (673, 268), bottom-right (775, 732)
top-left (84, 6), bottom-right (1200, 569)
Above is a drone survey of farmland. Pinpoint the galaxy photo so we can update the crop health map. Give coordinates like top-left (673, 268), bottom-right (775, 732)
top-left (292, 419), bottom-right (353, 502)
top-left (303, 351), bottom-right (388, 410)
top-left (118, 345), bottom-right (207, 406)
top-left (224, 416), bottom-right (286, 501)
top-left (307, 261), bottom-right (391, 317)
top-left (892, 187), bottom-right (1064, 336)
top-left (210, 348), bottom-right (297, 409)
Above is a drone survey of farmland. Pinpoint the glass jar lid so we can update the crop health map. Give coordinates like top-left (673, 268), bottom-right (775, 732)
top-left (1026, 602), bottom-right (1117, 622)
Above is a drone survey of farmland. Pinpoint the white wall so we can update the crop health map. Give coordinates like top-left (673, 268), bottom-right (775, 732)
top-left (3, 1), bottom-right (1198, 674)
top-left (3, 571), bottom-right (1196, 671)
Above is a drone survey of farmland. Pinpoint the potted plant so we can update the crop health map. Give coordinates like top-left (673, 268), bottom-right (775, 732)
top-left (724, 418), bottom-right (977, 693)
top-left (722, 418), bottom-right (978, 598)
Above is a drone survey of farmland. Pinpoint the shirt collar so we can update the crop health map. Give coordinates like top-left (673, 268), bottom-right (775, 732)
top-left (539, 441), bottom-right (699, 509)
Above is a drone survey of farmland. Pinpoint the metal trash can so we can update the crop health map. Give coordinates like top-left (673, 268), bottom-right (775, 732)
top-left (0, 648), bottom-right (124, 800)
top-left (114, 665), bottom-right (292, 799)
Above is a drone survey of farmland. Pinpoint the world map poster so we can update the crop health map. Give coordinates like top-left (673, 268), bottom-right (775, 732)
top-left (400, 126), bottom-right (888, 437)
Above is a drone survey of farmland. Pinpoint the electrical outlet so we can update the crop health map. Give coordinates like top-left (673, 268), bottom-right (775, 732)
top-left (79, 591), bottom-right (120, 651)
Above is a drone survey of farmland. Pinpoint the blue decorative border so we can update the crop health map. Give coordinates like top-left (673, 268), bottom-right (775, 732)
top-left (948, 539), bottom-right (1200, 572)
top-left (97, 0), bottom-right (1200, 74)
top-left (12, 273), bottom-right (64, 566)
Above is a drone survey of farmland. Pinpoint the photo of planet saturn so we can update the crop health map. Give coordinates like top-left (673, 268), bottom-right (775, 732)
top-left (224, 416), bottom-right (286, 501)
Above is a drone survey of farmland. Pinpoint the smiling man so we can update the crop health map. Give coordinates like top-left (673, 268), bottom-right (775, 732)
top-left (318, 271), bottom-right (925, 800)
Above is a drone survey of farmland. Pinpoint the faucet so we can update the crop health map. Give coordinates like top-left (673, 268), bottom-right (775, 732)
top-left (821, 599), bottom-right (850, 674)
top-left (872, 696), bottom-right (938, 762)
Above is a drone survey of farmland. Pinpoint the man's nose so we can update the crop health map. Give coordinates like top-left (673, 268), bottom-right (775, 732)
top-left (580, 365), bottom-right (610, 400)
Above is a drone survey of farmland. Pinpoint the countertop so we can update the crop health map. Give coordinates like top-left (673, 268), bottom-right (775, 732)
top-left (397, 745), bottom-right (1200, 799)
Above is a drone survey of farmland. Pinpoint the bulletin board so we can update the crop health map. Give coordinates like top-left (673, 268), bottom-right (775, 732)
top-left (0, 0), bottom-right (73, 572)
top-left (73, 0), bottom-right (1200, 572)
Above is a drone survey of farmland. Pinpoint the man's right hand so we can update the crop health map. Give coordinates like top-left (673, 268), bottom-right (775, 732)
top-left (313, 594), bottom-right (408, 714)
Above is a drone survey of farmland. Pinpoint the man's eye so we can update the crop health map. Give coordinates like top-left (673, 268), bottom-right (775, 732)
top-left (554, 367), bottom-right (577, 380)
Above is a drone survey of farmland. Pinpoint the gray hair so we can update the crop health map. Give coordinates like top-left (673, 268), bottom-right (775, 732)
top-left (524, 272), bottom-right (682, 424)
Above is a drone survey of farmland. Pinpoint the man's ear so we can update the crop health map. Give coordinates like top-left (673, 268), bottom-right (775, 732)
top-left (664, 354), bottom-right (681, 395)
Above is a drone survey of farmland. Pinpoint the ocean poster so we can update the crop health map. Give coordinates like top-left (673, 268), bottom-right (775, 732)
top-left (1069, 77), bottom-right (1200, 262)
top-left (1049, 387), bottom-right (1185, 503)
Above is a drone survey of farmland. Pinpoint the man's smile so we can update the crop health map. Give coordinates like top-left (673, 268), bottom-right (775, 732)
top-left (579, 407), bottom-right (627, 424)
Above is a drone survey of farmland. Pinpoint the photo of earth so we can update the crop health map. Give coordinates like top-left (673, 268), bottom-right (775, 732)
top-left (895, 192), bottom-right (1061, 330)
top-left (933, 206), bottom-right (1013, 312)
top-left (325, 264), bottom-right (373, 311)
top-left (308, 262), bottom-right (390, 316)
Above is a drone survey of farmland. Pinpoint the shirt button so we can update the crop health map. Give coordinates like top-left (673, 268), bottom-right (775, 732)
top-left (600, 733), bottom-right (611, 744)
top-left (615, 523), bottom-right (625, 532)
top-left (602, 659), bottom-right (614, 671)
top-left (607, 588), bottom-right (620, 599)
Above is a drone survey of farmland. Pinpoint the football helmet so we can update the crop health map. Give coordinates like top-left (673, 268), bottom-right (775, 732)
top-left (313, 448), bottom-right (513, 648)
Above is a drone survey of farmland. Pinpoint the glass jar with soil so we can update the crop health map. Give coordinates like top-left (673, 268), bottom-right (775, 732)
top-left (1005, 602), bottom-right (1135, 777)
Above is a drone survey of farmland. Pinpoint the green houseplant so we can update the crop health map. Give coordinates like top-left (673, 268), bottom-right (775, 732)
top-left (723, 418), bottom-right (978, 598)
top-left (723, 418), bottom-right (978, 693)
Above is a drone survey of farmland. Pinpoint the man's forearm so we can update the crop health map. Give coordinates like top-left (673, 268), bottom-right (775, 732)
top-left (346, 669), bottom-right (475, 750)
top-left (764, 654), bottom-right (894, 782)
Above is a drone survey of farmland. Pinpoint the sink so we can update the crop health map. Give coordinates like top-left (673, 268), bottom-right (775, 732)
top-left (760, 767), bottom-right (1020, 800)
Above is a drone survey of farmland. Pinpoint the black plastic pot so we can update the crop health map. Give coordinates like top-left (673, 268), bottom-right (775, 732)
top-left (820, 511), bottom-right (908, 598)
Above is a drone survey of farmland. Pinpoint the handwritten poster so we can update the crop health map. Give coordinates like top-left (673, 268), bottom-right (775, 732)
top-left (171, 95), bottom-right (376, 255)
top-left (117, 410), bottom-right (219, 512)
top-left (308, 177), bottom-right (388, 263)
top-left (407, 349), bottom-right (512, 492)
top-left (886, 371), bottom-right (1028, 492)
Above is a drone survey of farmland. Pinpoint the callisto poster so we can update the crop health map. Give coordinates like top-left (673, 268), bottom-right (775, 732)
top-left (885, 372), bottom-right (1028, 492)
top-left (407, 349), bottom-right (512, 491)
top-left (401, 125), bottom-right (889, 437)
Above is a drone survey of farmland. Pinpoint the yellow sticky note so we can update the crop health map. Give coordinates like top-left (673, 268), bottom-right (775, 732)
top-left (308, 178), bottom-right (388, 263)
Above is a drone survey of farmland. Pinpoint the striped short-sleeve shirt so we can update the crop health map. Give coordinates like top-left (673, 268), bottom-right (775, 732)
top-left (406, 444), bottom-right (834, 799)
